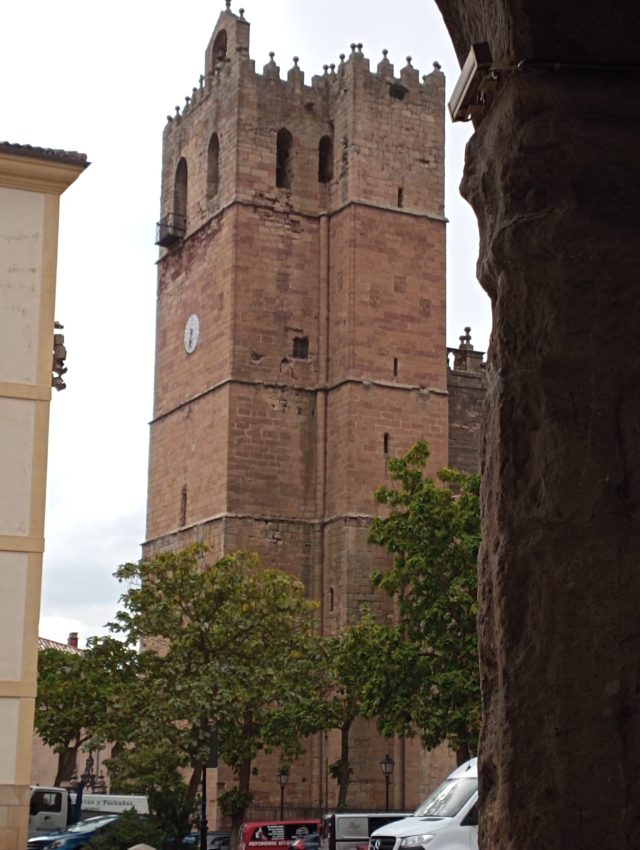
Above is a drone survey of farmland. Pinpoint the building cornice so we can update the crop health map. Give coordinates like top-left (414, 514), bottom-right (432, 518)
top-left (0, 150), bottom-right (88, 195)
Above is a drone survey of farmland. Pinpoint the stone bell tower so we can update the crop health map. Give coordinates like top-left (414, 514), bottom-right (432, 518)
top-left (145, 1), bottom-right (448, 812)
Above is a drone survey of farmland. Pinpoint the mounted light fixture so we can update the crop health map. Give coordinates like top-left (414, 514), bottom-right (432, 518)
top-left (276, 767), bottom-right (289, 818)
top-left (448, 42), bottom-right (494, 122)
top-left (379, 754), bottom-right (395, 810)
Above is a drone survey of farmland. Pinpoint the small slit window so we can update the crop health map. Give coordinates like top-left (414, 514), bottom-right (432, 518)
top-left (397, 187), bottom-right (404, 208)
top-left (383, 433), bottom-right (390, 454)
top-left (292, 336), bottom-right (309, 360)
top-left (318, 135), bottom-right (333, 183)
top-left (180, 485), bottom-right (188, 527)
top-left (276, 127), bottom-right (293, 189)
top-left (207, 133), bottom-right (220, 199)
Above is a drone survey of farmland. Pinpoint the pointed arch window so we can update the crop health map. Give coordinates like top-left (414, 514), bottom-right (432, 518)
top-left (212, 30), bottom-right (227, 65)
top-left (318, 135), bottom-right (333, 183)
top-left (276, 127), bottom-right (293, 189)
top-left (174, 157), bottom-right (188, 224)
top-left (207, 133), bottom-right (220, 200)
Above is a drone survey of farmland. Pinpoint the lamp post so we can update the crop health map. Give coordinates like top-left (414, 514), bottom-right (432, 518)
top-left (379, 754), bottom-right (395, 811)
top-left (81, 754), bottom-right (96, 791)
top-left (276, 768), bottom-right (289, 819)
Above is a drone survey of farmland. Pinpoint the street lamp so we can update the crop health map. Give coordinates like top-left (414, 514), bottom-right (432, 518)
top-left (276, 768), bottom-right (289, 819)
top-left (379, 754), bottom-right (395, 811)
top-left (81, 754), bottom-right (96, 791)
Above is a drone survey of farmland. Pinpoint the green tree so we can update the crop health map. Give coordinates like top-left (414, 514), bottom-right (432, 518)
top-left (35, 637), bottom-right (138, 785)
top-left (369, 440), bottom-right (481, 763)
top-left (322, 610), bottom-right (407, 810)
top-left (107, 545), bottom-right (325, 838)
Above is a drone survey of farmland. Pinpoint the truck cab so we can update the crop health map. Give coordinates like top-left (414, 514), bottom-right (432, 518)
top-left (368, 759), bottom-right (478, 850)
top-left (29, 786), bottom-right (74, 837)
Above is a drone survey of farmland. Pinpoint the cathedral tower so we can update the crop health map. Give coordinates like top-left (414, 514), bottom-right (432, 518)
top-left (146, 3), bottom-right (448, 811)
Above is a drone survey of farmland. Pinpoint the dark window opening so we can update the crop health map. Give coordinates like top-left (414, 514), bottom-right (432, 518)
top-left (292, 336), bottom-right (309, 359)
top-left (180, 485), bottom-right (188, 527)
top-left (318, 135), bottom-right (333, 183)
top-left (389, 83), bottom-right (408, 100)
top-left (397, 187), bottom-right (404, 208)
top-left (276, 127), bottom-right (293, 189)
top-left (393, 357), bottom-right (398, 377)
top-left (384, 432), bottom-right (390, 454)
top-left (157, 157), bottom-right (188, 247)
top-left (212, 30), bottom-right (227, 65)
top-left (207, 133), bottom-right (220, 199)
top-left (174, 157), bottom-right (188, 223)
top-left (329, 587), bottom-right (334, 612)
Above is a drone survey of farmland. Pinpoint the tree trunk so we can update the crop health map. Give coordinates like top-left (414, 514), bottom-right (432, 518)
top-left (185, 764), bottom-right (202, 809)
top-left (455, 742), bottom-right (470, 767)
top-left (54, 746), bottom-right (78, 786)
top-left (229, 759), bottom-right (252, 850)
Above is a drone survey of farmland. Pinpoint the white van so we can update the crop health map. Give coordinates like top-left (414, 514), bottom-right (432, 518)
top-left (368, 759), bottom-right (478, 850)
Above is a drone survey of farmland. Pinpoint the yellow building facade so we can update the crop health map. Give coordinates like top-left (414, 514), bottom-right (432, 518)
top-left (0, 143), bottom-right (87, 850)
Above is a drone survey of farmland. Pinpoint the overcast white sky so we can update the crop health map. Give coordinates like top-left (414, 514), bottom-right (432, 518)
top-left (2, 0), bottom-right (491, 646)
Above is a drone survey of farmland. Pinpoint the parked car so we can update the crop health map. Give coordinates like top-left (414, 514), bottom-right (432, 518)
top-left (290, 832), bottom-right (320, 850)
top-left (182, 830), bottom-right (230, 850)
top-left (26, 815), bottom-right (120, 850)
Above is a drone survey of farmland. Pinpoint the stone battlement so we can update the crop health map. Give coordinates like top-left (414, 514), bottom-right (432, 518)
top-left (166, 4), bottom-right (443, 126)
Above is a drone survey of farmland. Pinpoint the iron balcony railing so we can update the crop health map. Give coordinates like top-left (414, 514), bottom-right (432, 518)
top-left (155, 212), bottom-right (186, 248)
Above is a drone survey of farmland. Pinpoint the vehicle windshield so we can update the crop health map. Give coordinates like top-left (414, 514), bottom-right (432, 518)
top-left (414, 778), bottom-right (478, 818)
top-left (65, 816), bottom-right (117, 833)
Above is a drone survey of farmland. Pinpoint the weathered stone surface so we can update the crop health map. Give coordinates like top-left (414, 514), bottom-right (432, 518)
top-left (146, 5), bottom-right (453, 816)
top-left (434, 0), bottom-right (640, 846)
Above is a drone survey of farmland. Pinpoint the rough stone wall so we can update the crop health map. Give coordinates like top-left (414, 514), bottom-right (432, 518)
top-left (434, 1), bottom-right (640, 847)
top-left (146, 5), bottom-right (448, 814)
top-left (447, 337), bottom-right (486, 474)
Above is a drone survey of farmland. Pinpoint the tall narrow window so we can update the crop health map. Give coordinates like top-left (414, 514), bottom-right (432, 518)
top-left (383, 432), bottom-right (390, 454)
top-left (318, 135), bottom-right (333, 183)
top-left (180, 485), bottom-right (188, 527)
top-left (207, 133), bottom-right (220, 199)
top-left (174, 157), bottom-right (188, 224)
top-left (276, 128), bottom-right (293, 189)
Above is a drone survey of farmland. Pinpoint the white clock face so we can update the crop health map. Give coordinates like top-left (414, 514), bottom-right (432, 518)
top-left (184, 314), bottom-right (200, 354)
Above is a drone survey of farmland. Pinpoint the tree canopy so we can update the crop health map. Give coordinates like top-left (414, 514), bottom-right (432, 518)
top-left (105, 546), bottom-right (325, 830)
top-left (369, 440), bottom-right (481, 762)
top-left (35, 637), bottom-right (138, 785)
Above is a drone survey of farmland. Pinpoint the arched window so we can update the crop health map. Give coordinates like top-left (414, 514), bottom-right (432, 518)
top-left (276, 128), bottom-right (293, 189)
top-left (207, 134), bottom-right (220, 200)
top-left (212, 30), bottom-right (227, 65)
top-left (174, 157), bottom-right (188, 224)
top-left (318, 135), bottom-right (333, 183)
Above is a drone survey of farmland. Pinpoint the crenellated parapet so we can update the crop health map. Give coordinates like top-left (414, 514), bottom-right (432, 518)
top-left (157, 1), bottom-right (445, 247)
